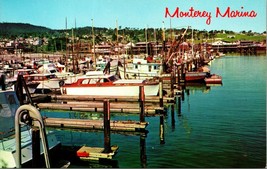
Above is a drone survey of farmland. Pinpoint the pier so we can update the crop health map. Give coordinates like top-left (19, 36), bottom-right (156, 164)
top-left (44, 118), bottom-right (148, 132)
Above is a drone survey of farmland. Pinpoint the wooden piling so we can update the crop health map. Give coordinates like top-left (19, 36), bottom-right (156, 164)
top-left (32, 127), bottom-right (40, 168)
top-left (173, 65), bottom-right (177, 84)
top-left (159, 116), bottom-right (165, 144)
top-left (181, 87), bottom-right (185, 101)
top-left (140, 135), bottom-right (147, 168)
top-left (176, 96), bottom-right (181, 116)
top-left (103, 99), bottom-right (111, 153)
top-left (0, 74), bottom-right (6, 91)
top-left (181, 63), bottom-right (185, 82)
top-left (177, 65), bottom-right (181, 85)
top-left (139, 85), bottom-right (145, 122)
top-left (16, 75), bottom-right (24, 105)
top-left (159, 77), bottom-right (163, 107)
top-left (170, 71), bottom-right (174, 97)
top-left (171, 104), bottom-right (175, 127)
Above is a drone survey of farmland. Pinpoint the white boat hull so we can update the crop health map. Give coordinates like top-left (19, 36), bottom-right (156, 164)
top-left (61, 84), bottom-right (159, 96)
top-left (36, 79), bottom-right (63, 89)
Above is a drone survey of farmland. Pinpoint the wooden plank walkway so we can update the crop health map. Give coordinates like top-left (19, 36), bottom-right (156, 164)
top-left (46, 94), bottom-right (174, 103)
top-left (44, 118), bottom-right (148, 132)
top-left (38, 102), bottom-right (165, 115)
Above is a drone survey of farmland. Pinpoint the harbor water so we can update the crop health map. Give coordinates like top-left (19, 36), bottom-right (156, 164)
top-left (42, 55), bottom-right (266, 168)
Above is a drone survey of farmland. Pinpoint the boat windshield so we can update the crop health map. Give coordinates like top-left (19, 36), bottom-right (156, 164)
top-left (0, 91), bottom-right (20, 138)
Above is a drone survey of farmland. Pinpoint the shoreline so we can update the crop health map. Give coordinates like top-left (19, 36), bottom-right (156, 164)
top-left (0, 52), bottom-right (265, 61)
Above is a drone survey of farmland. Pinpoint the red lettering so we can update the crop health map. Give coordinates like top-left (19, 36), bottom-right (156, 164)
top-left (216, 6), bottom-right (257, 18)
top-left (165, 7), bottom-right (179, 18)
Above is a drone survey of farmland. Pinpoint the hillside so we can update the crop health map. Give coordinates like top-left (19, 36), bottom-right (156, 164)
top-left (0, 22), bottom-right (265, 43)
top-left (0, 22), bottom-right (52, 37)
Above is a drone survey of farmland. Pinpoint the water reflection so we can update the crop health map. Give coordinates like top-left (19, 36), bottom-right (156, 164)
top-left (140, 135), bottom-right (147, 168)
top-left (47, 126), bottom-right (149, 168)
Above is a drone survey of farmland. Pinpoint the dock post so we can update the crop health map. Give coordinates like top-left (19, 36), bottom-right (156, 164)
top-left (177, 65), bottom-right (180, 85)
top-left (159, 77), bottom-right (163, 107)
top-left (159, 115), bottom-right (165, 144)
top-left (170, 71), bottom-right (174, 97)
top-left (103, 99), bottom-right (111, 153)
top-left (186, 89), bottom-right (190, 97)
top-left (0, 74), bottom-right (6, 91)
top-left (176, 65), bottom-right (179, 84)
top-left (181, 63), bottom-right (185, 82)
top-left (181, 86), bottom-right (185, 101)
top-left (171, 104), bottom-right (175, 128)
top-left (16, 74), bottom-right (24, 105)
top-left (32, 127), bottom-right (41, 167)
top-left (194, 58), bottom-right (198, 70)
top-left (176, 96), bottom-right (181, 116)
top-left (173, 65), bottom-right (177, 84)
top-left (140, 135), bottom-right (147, 167)
top-left (139, 85), bottom-right (145, 122)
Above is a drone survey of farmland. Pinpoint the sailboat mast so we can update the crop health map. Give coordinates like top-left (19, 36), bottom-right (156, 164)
top-left (154, 28), bottom-right (157, 57)
top-left (65, 17), bottom-right (68, 72)
top-left (72, 28), bottom-right (75, 73)
top-left (116, 20), bottom-right (118, 44)
top-left (191, 26), bottom-right (194, 56)
top-left (145, 25), bottom-right (148, 57)
top-left (91, 19), bottom-right (96, 70)
top-left (169, 18), bottom-right (173, 41)
top-left (162, 21), bottom-right (166, 58)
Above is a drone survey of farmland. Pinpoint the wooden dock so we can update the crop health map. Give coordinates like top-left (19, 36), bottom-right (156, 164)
top-left (47, 94), bottom-right (174, 103)
top-left (38, 100), bottom-right (166, 115)
top-left (44, 118), bottom-right (148, 132)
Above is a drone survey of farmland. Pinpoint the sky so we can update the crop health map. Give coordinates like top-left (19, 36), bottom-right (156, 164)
top-left (0, 0), bottom-right (266, 33)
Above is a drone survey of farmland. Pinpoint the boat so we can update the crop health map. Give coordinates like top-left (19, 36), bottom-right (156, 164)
top-left (118, 57), bottom-right (162, 80)
top-left (204, 74), bottom-right (223, 85)
top-left (38, 63), bottom-right (79, 84)
top-left (185, 65), bottom-right (210, 82)
top-left (0, 89), bottom-right (61, 168)
top-left (185, 71), bottom-right (208, 82)
top-left (60, 71), bottom-right (159, 96)
top-left (29, 73), bottom-right (65, 94)
top-left (12, 69), bottom-right (40, 93)
top-left (161, 71), bottom-right (208, 82)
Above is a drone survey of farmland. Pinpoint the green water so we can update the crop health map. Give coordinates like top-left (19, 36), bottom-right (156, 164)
top-left (42, 55), bottom-right (266, 168)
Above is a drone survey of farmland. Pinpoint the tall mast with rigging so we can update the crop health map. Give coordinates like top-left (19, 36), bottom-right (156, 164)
top-left (91, 19), bottom-right (96, 70)
top-left (65, 17), bottom-right (68, 72)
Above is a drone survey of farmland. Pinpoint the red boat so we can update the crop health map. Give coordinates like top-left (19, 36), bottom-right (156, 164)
top-left (204, 74), bottom-right (222, 85)
top-left (161, 71), bottom-right (208, 82)
top-left (185, 72), bottom-right (208, 82)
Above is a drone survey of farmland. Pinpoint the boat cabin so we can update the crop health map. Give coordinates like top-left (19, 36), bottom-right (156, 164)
top-left (38, 63), bottom-right (59, 74)
top-left (75, 75), bottom-right (119, 86)
top-left (132, 58), bottom-right (160, 73)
